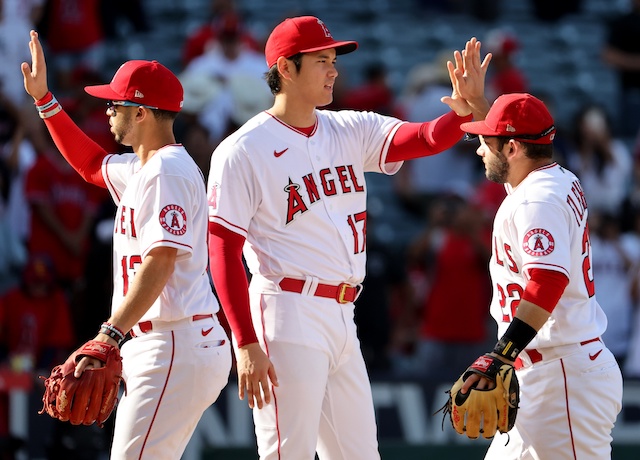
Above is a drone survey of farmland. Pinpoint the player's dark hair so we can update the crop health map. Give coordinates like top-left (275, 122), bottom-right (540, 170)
top-left (151, 109), bottom-right (179, 122)
top-left (496, 137), bottom-right (553, 160)
top-left (265, 53), bottom-right (304, 95)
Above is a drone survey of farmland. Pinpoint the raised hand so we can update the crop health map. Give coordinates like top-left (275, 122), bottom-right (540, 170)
top-left (21, 30), bottom-right (49, 101)
top-left (441, 37), bottom-right (492, 120)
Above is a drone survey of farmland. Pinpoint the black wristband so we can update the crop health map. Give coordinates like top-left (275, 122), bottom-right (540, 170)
top-left (99, 323), bottom-right (126, 345)
top-left (493, 317), bottom-right (538, 360)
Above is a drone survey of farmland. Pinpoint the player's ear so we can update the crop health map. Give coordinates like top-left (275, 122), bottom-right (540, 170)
top-left (276, 56), bottom-right (293, 80)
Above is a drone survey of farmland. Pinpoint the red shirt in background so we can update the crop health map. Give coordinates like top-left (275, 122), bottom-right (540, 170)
top-left (44, 0), bottom-right (103, 53)
top-left (419, 231), bottom-right (491, 343)
top-left (25, 152), bottom-right (102, 281)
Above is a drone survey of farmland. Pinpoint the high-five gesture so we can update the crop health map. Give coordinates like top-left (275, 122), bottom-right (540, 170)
top-left (442, 37), bottom-right (492, 120)
top-left (21, 30), bottom-right (49, 101)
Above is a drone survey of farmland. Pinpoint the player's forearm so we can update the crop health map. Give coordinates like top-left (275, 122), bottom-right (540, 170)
top-left (386, 111), bottom-right (471, 162)
top-left (35, 92), bottom-right (108, 188)
top-left (512, 300), bottom-right (552, 332)
top-left (108, 247), bottom-right (177, 333)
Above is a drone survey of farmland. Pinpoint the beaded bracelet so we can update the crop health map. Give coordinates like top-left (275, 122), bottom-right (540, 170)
top-left (99, 322), bottom-right (126, 345)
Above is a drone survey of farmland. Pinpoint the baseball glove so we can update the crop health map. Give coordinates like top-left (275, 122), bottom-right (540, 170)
top-left (39, 340), bottom-right (123, 427)
top-left (438, 354), bottom-right (519, 439)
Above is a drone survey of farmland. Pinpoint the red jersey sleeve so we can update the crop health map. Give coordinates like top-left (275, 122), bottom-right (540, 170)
top-left (522, 268), bottom-right (569, 313)
top-left (35, 92), bottom-right (108, 188)
top-left (208, 222), bottom-right (257, 347)
top-left (386, 111), bottom-right (472, 163)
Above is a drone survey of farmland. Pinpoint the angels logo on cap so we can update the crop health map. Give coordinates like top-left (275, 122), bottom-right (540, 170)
top-left (265, 16), bottom-right (358, 68)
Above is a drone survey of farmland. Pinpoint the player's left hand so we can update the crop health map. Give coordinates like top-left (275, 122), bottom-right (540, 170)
top-left (21, 30), bottom-right (50, 101)
top-left (236, 343), bottom-right (279, 410)
top-left (442, 37), bottom-right (491, 119)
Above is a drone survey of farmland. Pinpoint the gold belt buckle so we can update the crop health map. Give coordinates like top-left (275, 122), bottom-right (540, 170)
top-left (336, 283), bottom-right (350, 304)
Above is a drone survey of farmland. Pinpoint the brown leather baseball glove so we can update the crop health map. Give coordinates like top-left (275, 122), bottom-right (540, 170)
top-left (39, 340), bottom-right (123, 427)
top-left (438, 354), bottom-right (519, 439)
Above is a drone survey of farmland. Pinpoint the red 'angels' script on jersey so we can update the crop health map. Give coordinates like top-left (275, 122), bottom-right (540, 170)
top-left (159, 204), bottom-right (187, 236)
top-left (522, 228), bottom-right (555, 256)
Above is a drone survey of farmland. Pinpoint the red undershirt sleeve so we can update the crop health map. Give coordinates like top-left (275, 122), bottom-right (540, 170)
top-left (208, 221), bottom-right (257, 347)
top-left (35, 92), bottom-right (108, 188)
top-left (522, 268), bottom-right (570, 313)
top-left (386, 111), bottom-right (473, 163)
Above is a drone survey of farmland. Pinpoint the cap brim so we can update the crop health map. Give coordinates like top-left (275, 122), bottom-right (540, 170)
top-left (84, 84), bottom-right (124, 101)
top-left (299, 40), bottom-right (358, 56)
top-left (460, 120), bottom-right (498, 137)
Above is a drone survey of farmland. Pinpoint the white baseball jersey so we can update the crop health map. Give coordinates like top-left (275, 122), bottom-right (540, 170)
top-left (102, 144), bottom-right (231, 458)
top-left (103, 145), bottom-right (219, 321)
top-left (486, 162), bottom-right (623, 460)
top-left (489, 162), bottom-right (607, 348)
top-left (208, 109), bottom-right (403, 285)
top-left (207, 109), bottom-right (405, 460)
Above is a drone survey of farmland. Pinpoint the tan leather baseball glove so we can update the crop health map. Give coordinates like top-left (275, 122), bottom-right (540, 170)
top-left (439, 354), bottom-right (519, 439)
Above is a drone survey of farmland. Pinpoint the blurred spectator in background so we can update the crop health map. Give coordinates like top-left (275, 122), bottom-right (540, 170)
top-left (0, 254), bottom-right (75, 373)
top-left (531, 0), bottom-right (582, 22)
top-left (61, 66), bottom-right (122, 153)
top-left (0, 0), bottom-right (36, 108)
top-left (484, 28), bottom-right (528, 102)
top-left (355, 214), bottom-right (412, 375)
top-left (0, 0), bottom-right (44, 25)
top-left (180, 17), bottom-right (271, 153)
top-left (183, 13), bottom-right (265, 84)
top-left (99, 0), bottom-right (149, 42)
top-left (0, 254), bottom-right (75, 456)
top-left (341, 62), bottom-right (399, 116)
top-left (177, 69), bottom-right (272, 168)
top-left (565, 103), bottom-right (632, 216)
top-left (23, 136), bottom-right (102, 334)
top-left (36, 0), bottom-right (105, 95)
top-left (182, 0), bottom-right (261, 68)
top-left (602, 0), bottom-right (640, 138)
top-left (589, 211), bottom-right (637, 369)
top-left (0, 95), bottom-right (28, 293)
top-left (392, 194), bottom-right (492, 381)
top-left (416, 0), bottom-right (502, 22)
top-left (394, 54), bottom-right (481, 217)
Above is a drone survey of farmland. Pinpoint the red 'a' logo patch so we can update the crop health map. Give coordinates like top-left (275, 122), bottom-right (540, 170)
top-left (522, 228), bottom-right (555, 256)
top-left (159, 204), bottom-right (187, 236)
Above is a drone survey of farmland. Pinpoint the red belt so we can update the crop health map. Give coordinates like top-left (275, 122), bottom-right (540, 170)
top-left (514, 337), bottom-right (601, 370)
top-left (135, 314), bottom-right (213, 334)
top-left (279, 278), bottom-right (360, 304)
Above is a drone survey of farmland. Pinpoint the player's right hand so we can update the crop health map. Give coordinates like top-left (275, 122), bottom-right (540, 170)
top-left (237, 342), bottom-right (279, 410)
top-left (21, 30), bottom-right (50, 101)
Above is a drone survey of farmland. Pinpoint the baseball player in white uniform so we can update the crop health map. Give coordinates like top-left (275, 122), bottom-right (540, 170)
top-left (22, 30), bottom-right (231, 459)
top-left (459, 93), bottom-right (623, 459)
top-left (206, 16), bottom-right (491, 459)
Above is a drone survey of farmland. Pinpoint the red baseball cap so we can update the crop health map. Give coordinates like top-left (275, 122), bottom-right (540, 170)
top-left (84, 60), bottom-right (184, 112)
top-left (460, 93), bottom-right (556, 144)
top-left (265, 16), bottom-right (358, 68)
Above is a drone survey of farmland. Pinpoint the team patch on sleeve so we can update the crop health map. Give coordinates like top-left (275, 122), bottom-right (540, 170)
top-left (159, 204), bottom-right (187, 236)
top-left (522, 228), bottom-right (555, 256)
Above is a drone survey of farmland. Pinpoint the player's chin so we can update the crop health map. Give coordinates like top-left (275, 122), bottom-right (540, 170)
top-left (320, 91), bottom-right (333, 106)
